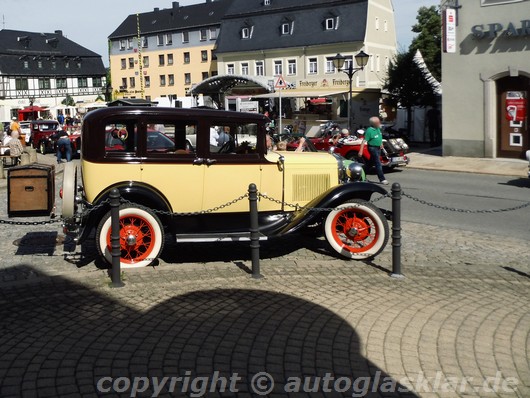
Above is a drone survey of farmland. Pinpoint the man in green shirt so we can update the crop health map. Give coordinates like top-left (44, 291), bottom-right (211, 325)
top-left (360, 116), bottom-right (388, 185)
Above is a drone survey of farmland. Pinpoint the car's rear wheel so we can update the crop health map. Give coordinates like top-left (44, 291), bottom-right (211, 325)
top-left (324, 199), bottom-right (388, 260)
top-left (96, 205), bottom-right (164, 268)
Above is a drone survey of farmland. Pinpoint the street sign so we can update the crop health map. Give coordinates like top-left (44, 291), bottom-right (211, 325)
top-left (275, 75), bottom-right (287, 89)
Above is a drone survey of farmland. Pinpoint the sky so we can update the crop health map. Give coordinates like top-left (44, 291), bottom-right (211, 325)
top-left (1, 0), bottom-right (439, 66)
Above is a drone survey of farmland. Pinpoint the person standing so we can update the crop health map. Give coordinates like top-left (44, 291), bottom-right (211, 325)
top-left (359, 116), bottom-right (388, 185)
top-left (10, 117), bottom-right (22, 138)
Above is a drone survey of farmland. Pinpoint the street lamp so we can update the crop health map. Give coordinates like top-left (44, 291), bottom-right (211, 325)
top-left (332, 50), bottom-right (370, 131)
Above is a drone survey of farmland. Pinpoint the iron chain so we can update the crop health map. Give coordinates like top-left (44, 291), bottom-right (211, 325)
top-left (401, 192), bottom-right (530, 214)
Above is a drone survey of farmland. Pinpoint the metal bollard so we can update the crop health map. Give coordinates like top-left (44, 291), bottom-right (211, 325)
top-left (110, 189), bottom-right (125, 287)
top-left (391, 182), bottom-right (404, 279)
top-left (248, 183), bottom-right (263, 279)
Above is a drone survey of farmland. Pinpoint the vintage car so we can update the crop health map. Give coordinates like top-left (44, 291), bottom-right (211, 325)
top-left (61, 107), bottom-right (390, 268)
top-left (29, 120), bottom-right (61, 153)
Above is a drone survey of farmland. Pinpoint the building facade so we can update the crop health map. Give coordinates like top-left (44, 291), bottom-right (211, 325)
top-left (213, 0), bottom-right (396, 128)
top-left (108, 0), bottom-right (233, 102)
top-left (442, 0), bottom-right (530, 159)
top-left (0, 29), bottom-right (106, 121)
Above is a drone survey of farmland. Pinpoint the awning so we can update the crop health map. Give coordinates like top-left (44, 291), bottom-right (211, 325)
top-left (19, 106), bottom-right (48, 113)
top-left (252, 90), bottom-right (346, 99)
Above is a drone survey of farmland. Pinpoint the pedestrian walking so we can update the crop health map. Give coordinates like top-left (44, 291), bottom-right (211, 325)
top-left (359, 116), bottom-right (388, 185)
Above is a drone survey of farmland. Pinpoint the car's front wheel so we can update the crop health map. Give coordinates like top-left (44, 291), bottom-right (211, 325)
top-left (38, 141), bottom-right (47, 154)
top-left (96, 205), bottom-right (165, 268)
top-left (324, 199), bottom-right (389, 260)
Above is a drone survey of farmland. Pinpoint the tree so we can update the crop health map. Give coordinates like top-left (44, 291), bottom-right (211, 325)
top-left (410, 6), bottom-right (442, 81)
top-left (61, 94), bottom-right (75, 107)
top-left (383, 51), bottom-right (439, 134)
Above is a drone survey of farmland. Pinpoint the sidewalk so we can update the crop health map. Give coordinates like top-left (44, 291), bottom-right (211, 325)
top-left (407, 146), bottom-right (528, 177)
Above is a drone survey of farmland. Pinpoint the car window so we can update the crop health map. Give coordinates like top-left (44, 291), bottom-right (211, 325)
top-left (104, 121), bottom-right (138, 154)
top-left (208, 122), bottom-right (259, 155)
top-left (145, 121), bottom-right (196, 157)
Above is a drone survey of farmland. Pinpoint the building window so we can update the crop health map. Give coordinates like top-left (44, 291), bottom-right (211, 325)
top-left (144, 76), bottom-right (150, 88)
top-left (78, 77), bottom-right (88, 88)
top-left (23, 60), bottom-right (29, 69)
top-left (121, 58), bottom-right (126, 69)
top-left (165, 33), bottom-right (172, 45)
top-left (160, 75), bottom-right (166, 86)
top-left (65, 60), bottom-right (69, 69)
top-left (38, 78), bottom-right (51, 90)
top-left (325, 18), bottom-right (335, 30)
top-left (184, 73), bottom-right (191, 85)
top-left (51, 61), bottom-right (56, 70)
top-left (77, 60), bottom-right (82, 69)
top-left (141, 36), bottom-right (148, 48)
top-left (384, 20), bottom-right (388, 32)
top-left (264, 0), bottom-right (271, 5)
top-left (274, 60), bottom-right (283, 75)
top-left (202, 72), bottom-right (209, 80)
top-left (201, 50), bottom-right (208, 62)
top-left (325, 58), bottom-right (334, 73)
top-left (200, 29), bottom-right (207, 41)
top-left (375, 17), bottom-right (380, 30)
top-left (157, 34), bottom-right (164, 46)
top-left (143, 56), bottom-right (149, 67)
top-left (167, 54), bottom-right (174, 65)
top-left (211, 50), bottom-right (217, 61)
top-left (159, 54), bottom-right (165, 66)
top-left (184, 52), bottom-right (190, 64)
top-left (308, 58), bottom-right (318, 74)
top-left (37, 60), bottom-right (43, 69)
top-left (168, 74), bottom-right (174, 86)
top-left (281, 23), bottom-right (291, 35)
top-left (128, 57), bottom-right (134, 68)
top-left (121, 77), bottom-right (127, 88)
top-left (15, 78), bottom-right (29, 90)
top-left (241, 62), bottom-right (249, 75)
top-left (119, 39), bottom-right (126, 50)
top-left (241, 27), bottom-right (251, 39)
top-left (255, 61), bottom-right (264, 76)
top-left (182, 31), bottom-right (189, 43)
top-left (287, 59), bottom-right (297, 75)
top-left (344, 57), bottom-right (353, 70)
top-left (376, 55), bottom-right (380, 72)
top-left (129, 77), bottom-right (135, 88)
top-left (93, 77), bottom-right (102, 87)
top-left (227, 64), bottom-right (235, 75)
top-left (209, 27), bottom-right (217, 40)
top-left (56, 78), bottom-right (67, 89)
top-left (211, 71), bottom-right (218, 76)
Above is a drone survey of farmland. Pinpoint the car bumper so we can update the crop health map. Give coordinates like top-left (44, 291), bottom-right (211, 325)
top-left (386, 155), bottom-right (410, 168)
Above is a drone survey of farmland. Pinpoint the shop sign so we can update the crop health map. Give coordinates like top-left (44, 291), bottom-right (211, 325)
top-left (298, 79), bottom-right (349, 89)
top-left (443, 9), bottom-right (457, 53)
top-left (472, 20), bottom-right (530, 39)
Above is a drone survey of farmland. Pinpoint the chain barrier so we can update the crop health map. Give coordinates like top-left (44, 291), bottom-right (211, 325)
top-left (401, 192), bottom-right (530, 214)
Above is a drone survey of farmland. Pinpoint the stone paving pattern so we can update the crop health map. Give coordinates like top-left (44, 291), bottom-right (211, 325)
top-left (0, 161), bottom-right (529, 397)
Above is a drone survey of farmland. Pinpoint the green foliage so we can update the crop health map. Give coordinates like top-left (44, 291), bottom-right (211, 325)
top-left (410, 6), bottom-right (442, 81)
top-left (61, 94), bottom-right (75, 107)
top-left (384, 51), bottom-right (438, 109)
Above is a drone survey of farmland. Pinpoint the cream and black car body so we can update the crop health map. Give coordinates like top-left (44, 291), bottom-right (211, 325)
top-left (61, 107), bottom-right (390, 268)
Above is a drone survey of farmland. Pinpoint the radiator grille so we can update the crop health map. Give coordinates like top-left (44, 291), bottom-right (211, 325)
top-left (292, 174), bottom-right (330, 202)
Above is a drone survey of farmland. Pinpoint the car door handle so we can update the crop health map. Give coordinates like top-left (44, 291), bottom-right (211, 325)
top-left (204, 158), bottom-right (217, 166)
top-left (193, 158), bottom-right (204, 165)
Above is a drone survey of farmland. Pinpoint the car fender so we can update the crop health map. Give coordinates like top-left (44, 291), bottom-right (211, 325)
top-left (274, 182), bottom-right (388, 236)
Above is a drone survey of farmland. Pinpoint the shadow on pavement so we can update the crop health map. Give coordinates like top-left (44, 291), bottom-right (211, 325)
top-left (0, 265), bottom-right (417, 397)
top-left (498, 177), bottom-right (530, 189)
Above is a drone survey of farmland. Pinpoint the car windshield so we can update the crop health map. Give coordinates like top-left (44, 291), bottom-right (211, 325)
top-left (37, 123), bottom-right (58, 131)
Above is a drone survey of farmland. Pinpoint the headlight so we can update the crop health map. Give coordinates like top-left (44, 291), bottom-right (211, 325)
top-left (396, 138), bottom-right (409, 151)
top-left (333, 153), bottom-right (347, 181)
top-left (346, 162), bottom-right (364, 182)
top-left (388, 138), bottom-right (401, 151)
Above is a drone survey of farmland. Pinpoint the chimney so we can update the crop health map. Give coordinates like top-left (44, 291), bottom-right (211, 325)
top-left (55, 30), bottom-right (63, 36)
top-left (172, 1), bottom-right (179, 9)
top-left (154, 7), bottom-right (159, 12)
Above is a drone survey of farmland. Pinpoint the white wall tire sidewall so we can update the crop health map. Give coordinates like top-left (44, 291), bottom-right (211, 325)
top-left (62, 162), bottom-right (77, 218)
top-left (324, 202), bottom-right (386, 260)
top-left (98, 207), bottom-right (163, 268)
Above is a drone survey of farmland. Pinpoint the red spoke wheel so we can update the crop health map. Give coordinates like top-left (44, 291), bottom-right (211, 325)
top-left (96, 205), bottom-right (164, 268)
top-left (324, 199), bottom-right (389, 260)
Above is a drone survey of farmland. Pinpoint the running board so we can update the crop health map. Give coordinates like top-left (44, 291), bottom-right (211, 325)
top-left (175, 232), bottom-right (268, 243)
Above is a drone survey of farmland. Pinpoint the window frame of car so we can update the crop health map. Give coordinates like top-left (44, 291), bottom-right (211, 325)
top-left (82, 108), bottom-right (271, 165)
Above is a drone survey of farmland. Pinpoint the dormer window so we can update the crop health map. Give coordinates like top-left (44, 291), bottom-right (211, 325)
top-left (325, 18), bottom-right (335, 30)
top-left (241, 27), bottom-right (253, 39)
top-left (264, 0), bottom-right (271, 5)
top-left (282, 23), bottom-right (291, 35)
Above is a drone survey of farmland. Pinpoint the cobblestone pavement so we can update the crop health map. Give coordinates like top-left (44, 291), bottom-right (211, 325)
top-left (0, 164), bottom-right (529, 397)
